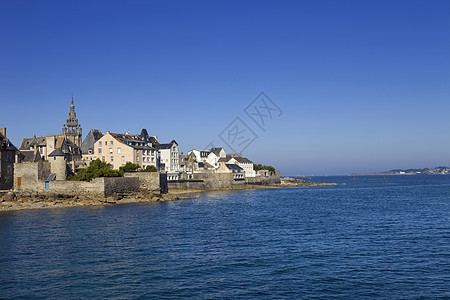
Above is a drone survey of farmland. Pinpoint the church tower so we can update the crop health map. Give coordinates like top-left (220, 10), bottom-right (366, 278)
top-left (62, 97), bottom-right (82, 147)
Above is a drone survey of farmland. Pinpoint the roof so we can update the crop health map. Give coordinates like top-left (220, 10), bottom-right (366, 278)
top-left (110, 132), bottom-right (155, 149)
top-left (155, 143), bottom-right (174, 150)
top-left (81, 129), bottom-right (103, 154)
top-left (218, 157), bottom-right (230, 162)
top-left (233, 157), bottom-right (253, 164)
top-left (1, 132), bottom-right (18, 151)
top-left (19, 150), bottom-right (43, 162)
top-left (19, 136), bottom-right (46, 150)
top-left (210, 147), bottom-right (224, 156)
top-left (48, 147), bottom-right (66, 157)
top-left (226, 164), bottom-right (244, 173)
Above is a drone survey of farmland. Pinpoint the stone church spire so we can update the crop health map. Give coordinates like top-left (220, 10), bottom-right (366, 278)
top-left (62, 97), bottom-right (82, 147)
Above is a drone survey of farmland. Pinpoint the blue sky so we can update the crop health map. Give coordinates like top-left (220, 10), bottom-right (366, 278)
top-left (1, 0), bottom-right (449, 175)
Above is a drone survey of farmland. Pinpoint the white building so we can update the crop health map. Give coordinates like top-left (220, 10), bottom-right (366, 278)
top-left (155, 140), bottom-right (179, 172)
top-left (222, 156), bottom-right (256, 177)
top-left (188, 149), bottom-right (221, 169)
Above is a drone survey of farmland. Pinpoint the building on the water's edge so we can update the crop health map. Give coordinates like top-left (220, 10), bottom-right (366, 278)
top-left (6, 97), bottom-right (280, 194)
top-left (0, 128), bottom-right (19, 190)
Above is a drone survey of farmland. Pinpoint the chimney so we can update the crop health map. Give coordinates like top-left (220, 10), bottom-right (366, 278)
top-left (0, 127), bottom-right (6, 137)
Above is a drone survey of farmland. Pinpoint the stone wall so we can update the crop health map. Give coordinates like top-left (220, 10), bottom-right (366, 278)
top-left (14, 162), bottom-right (51, 192)
top-left (14, 162), bottom-right (140, 197)
top-left (168, 172), bottom-right (246, 190)
top-left (48, 178), bottom-right (105, 197)
top-left (247, 170), bottom-right (281, 185)
top-left (123, 172), bottom-right (160, 192)
top-left (103, 177), bottom-right (140, 196)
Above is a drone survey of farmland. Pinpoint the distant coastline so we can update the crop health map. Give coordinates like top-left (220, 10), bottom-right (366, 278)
top-left (355, 166), bottom-right (450, 176)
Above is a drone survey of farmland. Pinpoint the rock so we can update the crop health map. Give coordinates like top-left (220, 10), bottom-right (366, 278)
top-left (2, 192), bottom-right (16, 201)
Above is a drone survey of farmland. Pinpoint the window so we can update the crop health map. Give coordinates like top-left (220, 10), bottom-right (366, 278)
top-left (110, 141), bottom-right (113, 146)
top-left (143, 157), bottom-right (146, 162)
top-left (117, 148), bottom-right (121, 154)
top-left (111, 156), bottom-right (114, 162)
top-left (136, 156), bottom-right (139, 161)
top-left (152, 157), bottom-right (154, 162)
top-left (99, 141), bottom-right (102, 146)
top-left (98, 148), bottom-right (102, 154)
top-left (102, 156), bottom-right (105, 161)
top-left (121, 156), bottom-right (125, 162)
top-left (7, 165), bottom-right (12, 174)
top-left (109, 148), bottom-right (113, 154)
top-left (88, 149), bottom-right (93, 154)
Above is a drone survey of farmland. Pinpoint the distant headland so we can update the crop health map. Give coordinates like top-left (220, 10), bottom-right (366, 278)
top-left (356, 166), bottom-right (450, 176)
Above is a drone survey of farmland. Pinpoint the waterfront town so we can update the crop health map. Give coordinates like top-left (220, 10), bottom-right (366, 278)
top-left (1, 98), bottom-right (284, 208)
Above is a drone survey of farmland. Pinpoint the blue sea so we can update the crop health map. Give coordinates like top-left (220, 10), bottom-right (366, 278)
top-left (0, 175), bottom-right (449, 299)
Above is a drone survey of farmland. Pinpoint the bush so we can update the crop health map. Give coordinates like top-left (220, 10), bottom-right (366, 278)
top-left (119, 162), bottom-right (140, 172)
top-left (253, 163), bottom-right (276, 172)
top-left (68, 159), bottom-right (123, 181)
top-left (141, 165), bottom-right (158, 172)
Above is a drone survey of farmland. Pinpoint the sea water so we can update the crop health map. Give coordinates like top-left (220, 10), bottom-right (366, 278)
top-left (0, 175), bottom-right (449, 299)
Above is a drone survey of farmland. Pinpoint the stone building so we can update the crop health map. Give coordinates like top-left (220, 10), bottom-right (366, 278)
top-left (0, 128), bottom-right (19, 190)
top-left (19, 98), bottom-right (83, 170)
top-left (62, 97), bottom-right (82, 147)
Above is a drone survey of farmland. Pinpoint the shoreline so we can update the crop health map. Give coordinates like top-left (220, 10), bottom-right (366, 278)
top-left (1, 179), bottom-right (337, 212)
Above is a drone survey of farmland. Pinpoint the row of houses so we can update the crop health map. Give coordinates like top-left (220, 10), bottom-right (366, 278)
top-left (1, 97), bottom-right (273, 190)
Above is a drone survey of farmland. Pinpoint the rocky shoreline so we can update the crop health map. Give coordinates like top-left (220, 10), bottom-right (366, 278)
top-left (0, 178), bottom-right (337, 211)
top-left (280, 177), bottom-right (338, 187)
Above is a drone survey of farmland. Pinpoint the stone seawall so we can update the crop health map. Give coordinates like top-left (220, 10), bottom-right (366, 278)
top-left (247, 171), bottom-right (281, 185)
top-left (168, 173), bottom-right (246, 190)
top-left (124, 172), bottom-right (160, 192)
top-left (103, 177), bottom-right (140, 196)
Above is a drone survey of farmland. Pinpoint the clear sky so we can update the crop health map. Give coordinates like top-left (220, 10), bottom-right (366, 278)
top-left (1, 0), bottom-right (449, 175)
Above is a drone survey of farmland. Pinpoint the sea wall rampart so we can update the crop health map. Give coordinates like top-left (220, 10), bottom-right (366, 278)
top-left (168, 172), bottom-right (246, 190)
top-left (124, 172), bottom-right (160, 192)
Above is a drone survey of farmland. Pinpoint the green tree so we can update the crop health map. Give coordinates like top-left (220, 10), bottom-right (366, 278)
top-left (253, 163), bottom-right (276, 172)
top-left (119, 162), bottom-right (140, 172)
top-left (141, 165), bottom-right (158, 172)
top-left (68, 159), bottom-right (123, 181)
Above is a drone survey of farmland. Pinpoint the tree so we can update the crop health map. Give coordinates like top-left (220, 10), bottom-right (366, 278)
top-left (119, 162), bottom-right (140, 172)
top-left (68, 159), bottom-right (123, 181)
top-left (253, 163), bottom-right (276, 172)
top-left (141, 165), bottom-right (158, 172)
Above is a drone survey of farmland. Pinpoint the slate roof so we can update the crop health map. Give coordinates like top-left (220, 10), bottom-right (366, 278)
top-left (139, 128), bottom-right (159, 145)
top-left (225, 164), bottom-right (244, 173)
top-left (0, 132), bottom-right (18, 151)
top-left (48, 147), bottom-right (66, 157)
top-left (19, 150), bottom-right (43, 162)
top-left (81, 129), bottom-right (103, 154)
top-left (19, 136), bottom-right (46, 150)
top-left (218, 157), bottom-right (230, 162)
top-left (110, 132), bottom-right (156, 150)
top-left (154, 140), bottom-right (177, 150)
top-left (233, 157), bottom-right (253, 164)
top-left (210, 147), bottom-right (224, 156)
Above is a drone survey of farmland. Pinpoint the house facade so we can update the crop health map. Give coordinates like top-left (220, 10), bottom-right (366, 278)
top-left (155, 140), bottom-right (179, 172)
top-left (0, 128), bottom-right (18, 190)
top-left (226, 157), bottom-right (256, 177)
top-left (82, 131), bottom-right (158, 170)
